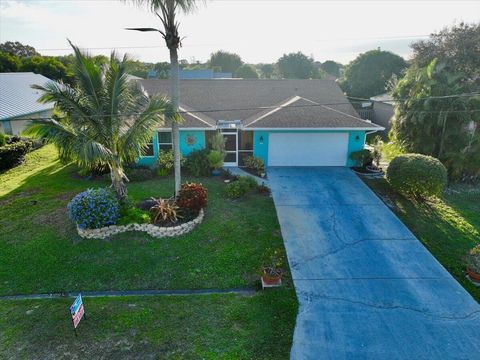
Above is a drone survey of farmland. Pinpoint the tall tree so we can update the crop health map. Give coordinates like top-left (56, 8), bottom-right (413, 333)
top-left (259, 63), bottom-right (275, 79)
top-left (19, 56), bottom-right (70, 82)
top-left (0, 52), bottom-right (20, 72)
top-left (126, 0), bottom-right (203, 196)
top-left (339, 49), bottom-right (407, 98)
top-left (411, 22), bottom-right (480, 85)
top-left (320, 60), bottom-right (342, 78)
top-left (234, 64), bottom-right (258, 79)
top-left (0, 41), bottom-right (39, 57)
top-left (208, 50), bottom-right (243, 74)
top-left (390, 59), bottom-right (480, 178)
top-left (25, 42), bottom-right (172, 198)
top-left (277, 52), bottom-right (318, 79)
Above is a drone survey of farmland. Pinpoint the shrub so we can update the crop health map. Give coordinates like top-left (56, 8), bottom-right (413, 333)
top-left (176, 182), bottom-right (208, 214)
top-left (465, 245), bottom-right (480, 273)
top-left (209, 131), bottom-right (226, 153)
top-left (150, 197), bottom-right (181, 225)
top-left (0, 132), bottom-right (7, 147)
top-left (224, 176), bottom-right (257, 199)
top-left (225, 181), bottom-right (247, 199)
top-left (118, 207), bottom-right (151, 225)
top-left (67, 188), bottom-right (120, 229)
top-left (184, 149), bottom-right (211, 177)
top-left (125, 166), bottom-right (155, 182)
top-left (378, 141), bottom-right (405, 161)
top-left (349, 149), bottom-right (373, 167)
top-left (207, 150), bottom-right (224, 170)
top-left (386, 154), bottom-right (448, 198)
top-left (245, 155), bottom-right (264, 173)
top-left (157, 149), bottom-right (186, 176)
top-left (239, 176), bottom-right (258, 190)
top-left (0, 140), bottom-right (33, 171)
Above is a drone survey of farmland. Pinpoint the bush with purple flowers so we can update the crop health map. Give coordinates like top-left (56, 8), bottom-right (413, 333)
top-left (67, 188), bottom-right (120, 229)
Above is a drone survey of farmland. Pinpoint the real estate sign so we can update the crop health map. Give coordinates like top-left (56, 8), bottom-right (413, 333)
top-left (70, 294), bottom-right (85, 329)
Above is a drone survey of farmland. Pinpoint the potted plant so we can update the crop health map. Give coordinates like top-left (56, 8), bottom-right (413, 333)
top-left (261, 249), bottom-right (284, 288)
top-left (465, 244), bottom-right (480, 283)
top-left (207, 150), bottom-right (224, 176)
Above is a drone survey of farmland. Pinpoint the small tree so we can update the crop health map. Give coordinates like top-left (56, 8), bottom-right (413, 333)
top-left (339, 49), bottom-right (407, 98)
top-left (25, 42), bottom-right (172, 198)
top-left (235, 64), bottom-right (258, 79)
top-left (208, 50), bottom-right (243, 74)
top-left (277, 52), bottom-right (318, 79)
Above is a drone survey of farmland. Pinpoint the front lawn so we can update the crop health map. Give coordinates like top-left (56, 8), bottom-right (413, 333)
top-left (0, 290), bottom-right (297, 359)
top-left (0, 145), bottom-right (298, 359)
top-left (362, 177), bottom-right (480, 302)
top-left (0, 145), bottom-right (288, 295)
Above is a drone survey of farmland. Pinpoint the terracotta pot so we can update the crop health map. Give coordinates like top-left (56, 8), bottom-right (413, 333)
top-left (467, 268), bottom-right (480, 283)
top-left (262, 269), bottom-right (282, 286)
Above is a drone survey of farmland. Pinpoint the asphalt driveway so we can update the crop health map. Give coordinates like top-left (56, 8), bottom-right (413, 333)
top-left (268, 167), bottom-right (480, 360)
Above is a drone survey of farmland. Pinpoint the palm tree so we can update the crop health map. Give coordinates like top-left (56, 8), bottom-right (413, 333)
top-left (126, 0), bottom-right (204, 196)
top-left (25, 41), bottom-right (172, 198)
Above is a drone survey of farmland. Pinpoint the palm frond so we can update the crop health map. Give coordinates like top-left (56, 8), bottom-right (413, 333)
top-left (120, 95), bottom-right (171, 162)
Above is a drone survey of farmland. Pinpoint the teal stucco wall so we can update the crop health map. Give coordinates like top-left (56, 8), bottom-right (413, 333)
top-left (137, 130), bottom-right (206, 167)
top-left (180, 130), bottom-right (206, 155)
top-left (253, 130), bottom-right (367, 167)
top-left (346, 131), bottom-right (366, 167)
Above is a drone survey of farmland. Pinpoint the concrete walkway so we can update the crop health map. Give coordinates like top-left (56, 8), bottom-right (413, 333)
top-left (268, 167), bottom-right (480, 360)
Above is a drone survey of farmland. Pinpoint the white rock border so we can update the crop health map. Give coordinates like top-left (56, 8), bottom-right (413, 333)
top-left (77, 209), bottom-right (204, 240)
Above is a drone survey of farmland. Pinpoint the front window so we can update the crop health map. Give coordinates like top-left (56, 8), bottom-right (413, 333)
top-left (238, 131), bottom-right (254, 166)
top-left (142, 138), bottom-right (154, 156)
top-left (158, 131), bottom-right (173, 152)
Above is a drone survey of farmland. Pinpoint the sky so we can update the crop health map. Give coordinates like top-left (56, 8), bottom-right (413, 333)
top-left (0, 0), bottom-right (479, 65)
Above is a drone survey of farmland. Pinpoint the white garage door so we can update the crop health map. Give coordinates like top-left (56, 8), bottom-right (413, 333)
top-left (268, 132), bottom-right (349, 166)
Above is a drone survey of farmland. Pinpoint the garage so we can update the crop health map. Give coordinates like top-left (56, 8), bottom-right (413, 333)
top-left (268, 132), bottom-right (349, 166)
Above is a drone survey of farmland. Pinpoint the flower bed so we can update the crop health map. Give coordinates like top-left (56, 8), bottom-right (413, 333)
top-left (77, 209), bottom-right (204, 239)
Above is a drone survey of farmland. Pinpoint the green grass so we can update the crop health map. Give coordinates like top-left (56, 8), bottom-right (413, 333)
top-left (362, 177), bottom-right (480, 302)
top-left (0, 145), bottom-right (290, 295)
top-left (0, 290), bottom-right (297, 359)
top-left (0, 145), bottom-right (298, 359)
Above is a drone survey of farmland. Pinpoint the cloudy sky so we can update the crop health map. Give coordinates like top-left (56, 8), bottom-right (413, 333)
top-left (1, 0), bottom-right (479, 65)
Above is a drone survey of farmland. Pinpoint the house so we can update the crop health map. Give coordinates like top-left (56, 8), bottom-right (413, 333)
top-left (0, 72), bottom-right (54, 135)
top-left (370, 93), bottom-right (395, 137)
top-left (137, 79), bottom-right (384, 167)
top-left (179, 69), bottom-right (232, 79)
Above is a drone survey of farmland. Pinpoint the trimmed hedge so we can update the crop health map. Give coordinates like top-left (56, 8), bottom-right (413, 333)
top-left (386, 153), bottom-right (447, 198)
top-left (0, 140), bottom-right (33, 171)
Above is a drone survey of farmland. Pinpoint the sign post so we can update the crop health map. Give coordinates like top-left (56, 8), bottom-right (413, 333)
top-left (69, 294), bottom-right (86, 336)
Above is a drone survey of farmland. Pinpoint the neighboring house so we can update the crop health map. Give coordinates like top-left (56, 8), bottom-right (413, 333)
top-left (0, 72), bottom-right (54, 135)
top-left (370, 93), bottom-right (395, 137)
top-left (179, 69), bottom-right (232, 79)
top-left (147, 69), bottom-right (157, 79)
top-left (137, 79), bottom-right (384, 168)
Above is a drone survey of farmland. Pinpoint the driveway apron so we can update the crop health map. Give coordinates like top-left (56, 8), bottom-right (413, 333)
top-left (268, 167), bottom-right (480, 360)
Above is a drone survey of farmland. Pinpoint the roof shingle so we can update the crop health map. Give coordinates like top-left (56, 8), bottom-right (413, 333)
top-left (139, 79), bottom-right (383, 130)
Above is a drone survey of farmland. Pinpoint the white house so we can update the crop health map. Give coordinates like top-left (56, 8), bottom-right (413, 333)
top-left (0, 72), bottom-right (55, 135)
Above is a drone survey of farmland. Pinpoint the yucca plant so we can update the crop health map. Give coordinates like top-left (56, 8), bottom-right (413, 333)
top-left (24, 41), bottom-right (175, 198)
top-left (150, 197), bottom-right (181, 225)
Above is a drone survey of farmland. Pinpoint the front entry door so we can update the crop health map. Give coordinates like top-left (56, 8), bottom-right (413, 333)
top-left (223, 132), bottom-right (237, 166)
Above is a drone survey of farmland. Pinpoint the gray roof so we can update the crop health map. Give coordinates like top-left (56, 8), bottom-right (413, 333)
top-left (139, 79), bottom-right (383, 130)
top-left (0, 72), bottom-right (55, 120)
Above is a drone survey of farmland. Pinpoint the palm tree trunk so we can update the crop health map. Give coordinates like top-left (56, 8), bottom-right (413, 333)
top-left (169, 47), bottom-right (181, 197)
top-left (438, 112), bottom-right (447, 159)
top-left (110, 161), bottom-right (127, 199)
